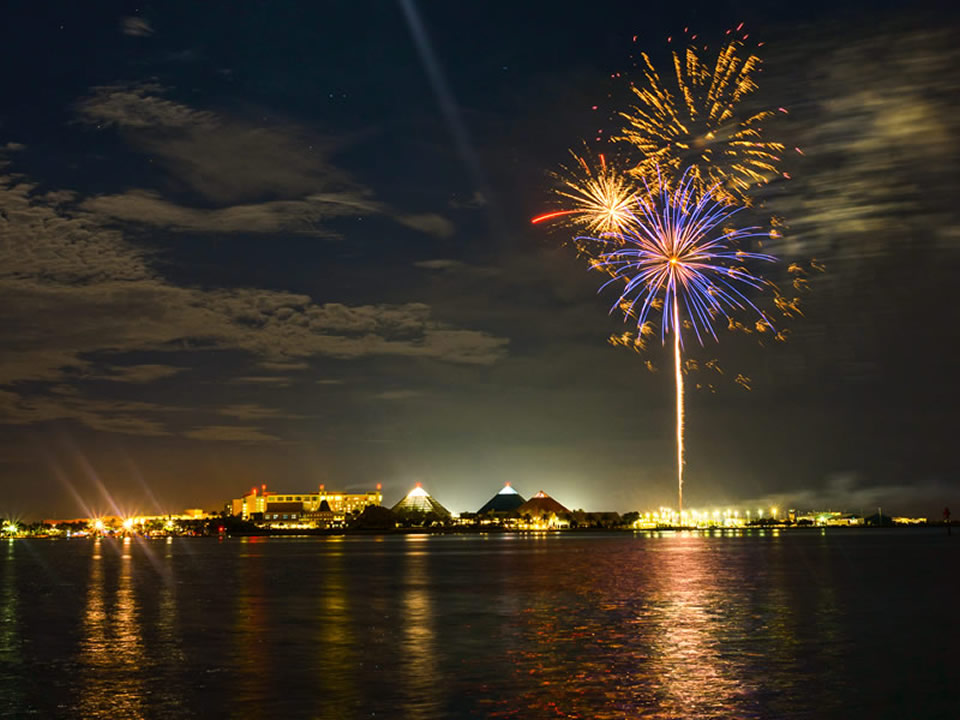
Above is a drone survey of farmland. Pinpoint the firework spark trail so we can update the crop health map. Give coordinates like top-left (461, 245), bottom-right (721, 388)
top-left (673, 295), bottom-right (684, 513)
top-left (579, 169), bottom-right (777, 512)
top-left (615, 39), bottom-right (784, 204)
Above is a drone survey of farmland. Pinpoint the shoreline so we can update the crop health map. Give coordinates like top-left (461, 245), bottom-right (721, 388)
top-left (5, 523), bottom-right (952, 540)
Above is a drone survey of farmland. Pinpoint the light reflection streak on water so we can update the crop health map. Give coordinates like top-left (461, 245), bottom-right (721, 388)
top-left (231, 537), bottom-right (268, 719)
top-left (315, 537), bottom-right (356, 718)
top-left (765, 532), bottom-right (803, 690)
top-left (153, 536), bottom-right (186, 714)
top-left (0, 540), bottom-right (21, 709)
top-left (643, 533), bottom-right (749, 717)
top-left (482, 533), bottom-right (766, 719)
top-left (402, 534), bottom-right (440, 719)
top-left (78, 537), bottom-right (145, 718)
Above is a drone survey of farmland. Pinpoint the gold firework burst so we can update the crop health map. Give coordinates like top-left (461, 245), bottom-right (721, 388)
top-left (616, 39), bottom-right (784, 204)
top-left (532, 150), bottom-right (637, 236)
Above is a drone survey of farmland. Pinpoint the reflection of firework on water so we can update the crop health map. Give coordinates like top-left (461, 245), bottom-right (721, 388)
top-left (531, 151), bottom-right (636, 236)
top-left (616, 39), bottom-right (785, 204)
top-left (580, 169), bottom-right (777, 512)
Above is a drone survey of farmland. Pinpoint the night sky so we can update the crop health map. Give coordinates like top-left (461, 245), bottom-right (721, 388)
top-left (1, 0), bottom-right (957, 519)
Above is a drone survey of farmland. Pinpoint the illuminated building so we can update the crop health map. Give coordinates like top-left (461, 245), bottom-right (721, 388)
top-left (515, 490), bottom-right (570, 528)
top-left (232, 487), bottom-right (268, 519)
top-left (796, 511), bottom-right (863, 527)
top-left (477, 483), bottom-right (526, 515)
top-left (391, 484), bottom-right (451, 518)
top-left (230, 485), bottom-right (383, 521)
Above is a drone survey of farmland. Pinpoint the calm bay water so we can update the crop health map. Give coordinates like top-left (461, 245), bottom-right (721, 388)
top-left (0, 530), bottom-right (955, 719)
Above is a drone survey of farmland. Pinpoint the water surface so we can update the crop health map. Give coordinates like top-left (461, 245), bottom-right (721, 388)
top-left (0, 530), bottom-right (954, 718)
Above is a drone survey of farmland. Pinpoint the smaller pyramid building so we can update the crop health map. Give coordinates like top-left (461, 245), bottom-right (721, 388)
top-left (392, 484), bottom-right (451, 517)
top-left (477, 483), bottom-right (526, 514)
top-left (516, 490), bottom-right (570, 518)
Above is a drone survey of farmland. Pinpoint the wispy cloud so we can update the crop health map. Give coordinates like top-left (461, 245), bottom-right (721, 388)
top-left (121, 17), bottom-right (154, 38)
top-left (84, 189), bottom-right (371, 235)
top-left (74, 83), bottom-right (454, 237)
top-left (764, 28), bottom-right (960, 261)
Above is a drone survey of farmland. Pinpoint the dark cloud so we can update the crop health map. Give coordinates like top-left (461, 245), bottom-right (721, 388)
top-left (373, 389), bottom-right (422, 401)
top-left (228, 376), bottom-right (294, 386)
top-left (183, 425), bottom-right (281, 443)
top-left (0, 388), bottom-right (173, 437)
top-left (258, 360), bottom-right (310, 371)
top-left (742, 473), bottom-right (956, 518)
top-left (448, 191), bottom-right (488, 209)
top-left (217, 404), bottom-right (299, 420)
top-left (0, 167), bottom-right (508, 439)
top-left (94, 364), bottom-right (186, 383)
top-left (414, 258), bottom-right (465, 271)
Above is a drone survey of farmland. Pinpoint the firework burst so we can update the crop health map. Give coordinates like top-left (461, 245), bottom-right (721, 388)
top-left (581, 169), bottom-right (777, 511)
top-left (616, 39), bottom-right (784, 204)
top-left (531, 151), bottom-right (636, 236)
top-left (587, 170), bottom-right (776, 345)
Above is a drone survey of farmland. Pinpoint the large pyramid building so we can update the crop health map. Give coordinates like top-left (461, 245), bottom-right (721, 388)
top-left (391, 484), bottom-right (451, 518)
top-left (516, 490), bottom-right (570, 519)
top-left (477, 483), bottom-right (526, 514)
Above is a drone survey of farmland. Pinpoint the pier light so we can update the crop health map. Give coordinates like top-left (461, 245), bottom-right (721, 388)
top-left (122, 518), bottom-right (135, 531)
top-left (93, 519), bottom-right (105, 532)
